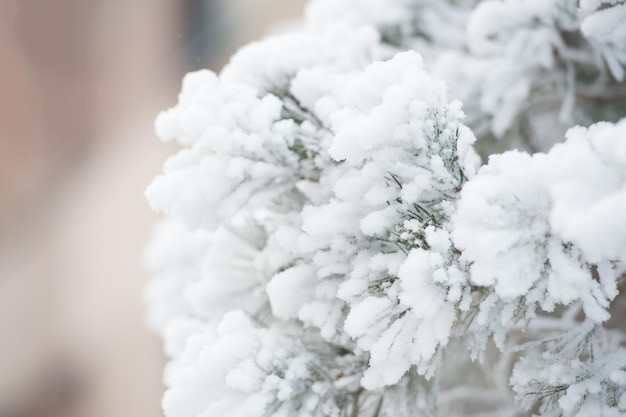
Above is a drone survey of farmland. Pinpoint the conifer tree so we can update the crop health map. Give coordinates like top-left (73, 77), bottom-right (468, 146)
top-left (146, 1), bottom-right (626, 416)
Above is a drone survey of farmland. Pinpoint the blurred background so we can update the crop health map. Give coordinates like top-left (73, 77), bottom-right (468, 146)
top-left (0, 0), bottom-right (306, 416)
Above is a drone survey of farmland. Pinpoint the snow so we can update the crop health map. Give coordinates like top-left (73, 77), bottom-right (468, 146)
top-left (549, 121), bottom-right (626, 264)
top-left (454, 137), bottom-right (623, 325)
top-left (581, 1), bottom-right (626, 49)
top-left (266, 265), bottom-right (317, 319)
top-left (145, 1), bottom-right (626, 416)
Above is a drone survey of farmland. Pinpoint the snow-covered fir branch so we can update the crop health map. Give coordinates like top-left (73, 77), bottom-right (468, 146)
top-left (145, 1), bottom-right (626, 416)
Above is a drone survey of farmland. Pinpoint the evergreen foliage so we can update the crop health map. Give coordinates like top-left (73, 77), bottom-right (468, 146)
top-left (145, 1), bottom-right (626, 416)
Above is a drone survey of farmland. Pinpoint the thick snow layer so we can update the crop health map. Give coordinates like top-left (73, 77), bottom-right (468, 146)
top-left (549, 121), bottom-right (626, 264)
top-left (145, 1), bottom-right (626, 416)
top-left (298, 51), bottom-right (479, 387)
top-left (454, 122), bottom-right (626, 325)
